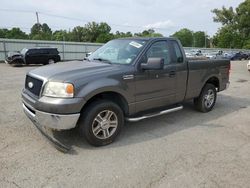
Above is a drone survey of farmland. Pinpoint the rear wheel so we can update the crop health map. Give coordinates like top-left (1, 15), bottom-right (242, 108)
top-left (48, 59), bottom-right (55, 64)
top-left (44, 59), bottom-right (55, 65)
top-left (194, 83), bottom-right (217, 112)
top-left (78, 100), bottom-right (124, 146)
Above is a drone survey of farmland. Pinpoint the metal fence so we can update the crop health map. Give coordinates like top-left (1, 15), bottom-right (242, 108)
top-left (1, 38), bottom-right (249, 62)
top-left (0, 38), bottom-right (103, 61)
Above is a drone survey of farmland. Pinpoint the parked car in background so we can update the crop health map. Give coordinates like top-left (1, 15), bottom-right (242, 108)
top-left (230, 51), bottom-right (249, 61)
top-left (195, 50), bottom-right (203, 56)
top-left (5, 47), bottom-right (61, 66)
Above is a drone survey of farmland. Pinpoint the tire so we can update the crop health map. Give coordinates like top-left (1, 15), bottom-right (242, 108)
top-left (194, 83), bottom-right (217, 113)
top-left (78, 100), bottom-right (124, 146)
top-left (10, 60), bottom-right (23, 67)
top-left (47, 59), bottom-right (55, 65)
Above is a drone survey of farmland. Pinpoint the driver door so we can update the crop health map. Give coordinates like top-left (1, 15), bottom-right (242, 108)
top-left (134, 40), bottom-right (177, 112)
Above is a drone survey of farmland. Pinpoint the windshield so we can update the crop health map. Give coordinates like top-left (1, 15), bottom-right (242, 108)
top-left (20, 48), bottom-right (28, 55)
top-left (88, 39), bottom-right (147, 64)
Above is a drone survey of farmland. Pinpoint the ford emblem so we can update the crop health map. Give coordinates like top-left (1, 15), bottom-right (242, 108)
top-left (28, 82), bottom-right (34, 89)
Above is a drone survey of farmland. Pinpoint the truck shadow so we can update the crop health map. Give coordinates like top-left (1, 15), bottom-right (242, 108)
top-left (51, 94), bottom-right (250, 153)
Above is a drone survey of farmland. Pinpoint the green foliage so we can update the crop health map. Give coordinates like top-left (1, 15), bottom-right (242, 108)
top-left (171, 29), bottom-right (210, 47)
top-left (134, 29), bottom-right (163, 37)
top-left (171, 28), bottom-right (193, 47)
top-left (70, 26), bottom-right (86, 42)
top-left (52, 30), bottom-right (69, 41)
top-left (193, 31), bottom-right (205, 47)
top-left (114, 31), bottom-right (133, 39)
top-left (0, 28), bottom-right (28, 39)
top-left (212, 26), bottom-right (243, 48)
top-left (30, 23), bottom-right (52, 40)
top-left (242, 39), bottom-right (250, 49)
top-left (212, 0), bottom-right (250, 49)
top-left (212, 6), bottom-right (236, 26)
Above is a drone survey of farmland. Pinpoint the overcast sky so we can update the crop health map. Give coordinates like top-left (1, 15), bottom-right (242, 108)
top-left (0, 0), bottom-right (244, 37)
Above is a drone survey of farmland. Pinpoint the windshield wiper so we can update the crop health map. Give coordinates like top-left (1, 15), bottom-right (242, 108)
top-left (93, 58), bottom-right (112, 64)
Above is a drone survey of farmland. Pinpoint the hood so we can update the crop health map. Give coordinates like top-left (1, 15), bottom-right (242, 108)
top-left (29, 60), bottom-right (122, 83)
top-left (7, 51), bottom-right (22, 58)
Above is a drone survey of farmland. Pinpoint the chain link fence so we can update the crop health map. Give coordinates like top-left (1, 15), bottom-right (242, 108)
top-left (1, 38), bottom-right (249, 62)
top-left (0, 38), bottom-right (103, 62)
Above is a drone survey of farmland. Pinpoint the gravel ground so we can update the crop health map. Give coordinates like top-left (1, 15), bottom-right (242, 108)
top-left (0, 61), bottom-right (250, 188)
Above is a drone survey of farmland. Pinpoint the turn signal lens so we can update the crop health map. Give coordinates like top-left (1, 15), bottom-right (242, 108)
top-left (66, 84), bottom-right (74, 94)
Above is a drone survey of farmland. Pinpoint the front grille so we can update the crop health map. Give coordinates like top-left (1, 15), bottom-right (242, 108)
top-left (25, 75), bottom-right (43, 97)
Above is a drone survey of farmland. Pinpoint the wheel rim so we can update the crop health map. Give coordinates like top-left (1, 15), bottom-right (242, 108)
top-left (204, 89), bottom-right (215, 108)
top-left (48, 59), bottom-right (55, 64)
top-left (92, 110), bottom-right (118, 139)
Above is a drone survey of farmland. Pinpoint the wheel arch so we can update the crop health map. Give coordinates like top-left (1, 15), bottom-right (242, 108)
top-left (81, 91), bottom-right (130, 116)
top-left (204, 76), bottom-right (220, 91)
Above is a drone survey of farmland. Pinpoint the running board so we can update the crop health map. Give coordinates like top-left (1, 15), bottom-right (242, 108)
top-left (126, 106), bottom-right (183, 122)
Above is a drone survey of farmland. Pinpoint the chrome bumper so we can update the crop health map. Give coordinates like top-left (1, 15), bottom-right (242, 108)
top-left (22, 103), bottom-right (80, 130)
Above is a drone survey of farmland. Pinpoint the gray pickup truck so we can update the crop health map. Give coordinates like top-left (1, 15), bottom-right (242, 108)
top-left (22, 37), bottom-right (230, 149)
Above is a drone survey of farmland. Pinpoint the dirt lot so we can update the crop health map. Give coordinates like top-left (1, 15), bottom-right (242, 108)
top-left (0, 61), bottom-right (250, 188)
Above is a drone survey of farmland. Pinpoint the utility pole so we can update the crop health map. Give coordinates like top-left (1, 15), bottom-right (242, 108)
top-left (36, 12), bottom-right (40, 24)
top-left (204, 31), bottom-right (207, 48)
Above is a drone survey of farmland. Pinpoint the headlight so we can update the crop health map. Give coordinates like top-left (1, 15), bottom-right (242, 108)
top-left (43, 82), bottom-right (74, 98)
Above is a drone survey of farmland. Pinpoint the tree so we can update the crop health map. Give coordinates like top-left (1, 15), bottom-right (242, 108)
top-left (212, 26), bottom-right (243, 48)
top-left (30, 23), bottom-right (52, 40)
top-left (114, 31), bottom-right (133, 39)
top-left (171, 28), bottom-right (193, 47)
top-left (0, 28), bottom-right (28, 39)
top-left (70, 26), bottom-right (86, 42)
top-left (5, 28), bottom-right (28, 39)
top-left (84, 22), bottom-right (112, 42)
top-left (212, 0), bottom-right (250, 49)
top-left (134, 29), bottom-right (163, 37)
top-left (193, 31), bottom-right (210, 48)
top-left (52, 30), bottom-right (70, 41)
top-left (236, 0), bottom-right (250, 43)
top-left (212, 6), bottom-right (236, 26)
top-left (0, 28), bottom-right (9, 38)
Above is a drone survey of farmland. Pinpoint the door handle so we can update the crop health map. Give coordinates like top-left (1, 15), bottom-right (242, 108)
top-left (169, 71), bottom-right (176, 77)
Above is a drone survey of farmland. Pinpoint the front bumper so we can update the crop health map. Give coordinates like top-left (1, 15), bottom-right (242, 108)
top-left (22, 102), bottom-right (80, 130)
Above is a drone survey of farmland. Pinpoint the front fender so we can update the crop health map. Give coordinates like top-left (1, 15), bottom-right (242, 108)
top-left (11, 57), bottom-right (24, 64)
top-left (76, 78), bottom-right (133, 103)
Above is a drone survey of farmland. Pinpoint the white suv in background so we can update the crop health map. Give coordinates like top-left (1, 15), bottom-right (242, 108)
top-left (247, 61), bottom-right (250, 72)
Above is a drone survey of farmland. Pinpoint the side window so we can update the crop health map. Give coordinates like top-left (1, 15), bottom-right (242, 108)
top-left (146, 41), bottom-right (170, 65)
top-left (40, 49), bottom-right (48, 54)
top-left (28, 49), bottom-right (35, 55)
top-left (172, 41), bottom-right (184, 63)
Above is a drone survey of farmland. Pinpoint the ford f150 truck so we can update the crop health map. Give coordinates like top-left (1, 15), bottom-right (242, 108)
top-left (22, 37), bottom-right (230, 150)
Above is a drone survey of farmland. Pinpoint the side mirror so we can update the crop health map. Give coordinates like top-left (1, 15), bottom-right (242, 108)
top-left (141, 58), bottom-right (164, 70)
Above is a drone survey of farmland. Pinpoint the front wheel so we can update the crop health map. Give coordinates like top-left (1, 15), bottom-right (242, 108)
top-left (78, 100), bottom-right (124, 146)
top-left (194, 84), bottom-right (217, 113)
